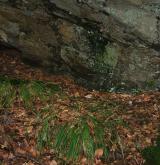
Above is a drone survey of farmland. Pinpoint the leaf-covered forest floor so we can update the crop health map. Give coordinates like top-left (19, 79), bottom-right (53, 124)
top-left (0, 50), bottom-right (160, 165)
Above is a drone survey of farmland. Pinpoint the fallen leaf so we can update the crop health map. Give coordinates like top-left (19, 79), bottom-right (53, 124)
top-left (49, 160), bottom-right (57, 165)
top-left (95, 148), bottom-right (103, 158)
top-left (81, 157), bottom-right (87, 165)
top-left (85, 94), bottom-right (92, 99)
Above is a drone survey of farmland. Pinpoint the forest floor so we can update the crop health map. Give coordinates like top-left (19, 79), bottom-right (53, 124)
top-left (0, 50), bottom-right (160, 165)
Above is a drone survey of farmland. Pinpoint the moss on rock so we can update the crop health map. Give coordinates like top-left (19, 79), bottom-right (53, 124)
top-left (93, 44), bottom-right (120, 74)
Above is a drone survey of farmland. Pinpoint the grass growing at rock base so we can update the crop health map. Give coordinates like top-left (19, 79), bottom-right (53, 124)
top-left (0, 76), bottom-right (61, 108)
top-left (0, 76), bottom-right (131, 163)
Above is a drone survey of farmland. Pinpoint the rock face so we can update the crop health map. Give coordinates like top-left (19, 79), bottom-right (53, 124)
top-left (0, 0), bottom-right (160, 91)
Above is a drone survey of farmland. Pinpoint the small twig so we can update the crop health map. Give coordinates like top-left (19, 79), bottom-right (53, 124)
top-left (15, 153), bottom-right (42, 165)
top-left (134, 157), bottom-right (140, 165)
top-left (117, 134), bottom-right (125, 165)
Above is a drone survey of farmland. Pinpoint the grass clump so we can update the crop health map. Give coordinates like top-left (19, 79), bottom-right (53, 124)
top-left (37, 117), bottom-right (52, 150)
top-left (55, 116), bottom-right (108, 160)
top-left (38, 113), bottom-right (108, 162)
top-left (0, 76), bottom-right (61, 108)
top-left (19, 80), bottom-right (61, 108)
top-left (0, 77), bottom-right (16, 108)
top-left (37, 101), bottom-right (125, 163)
